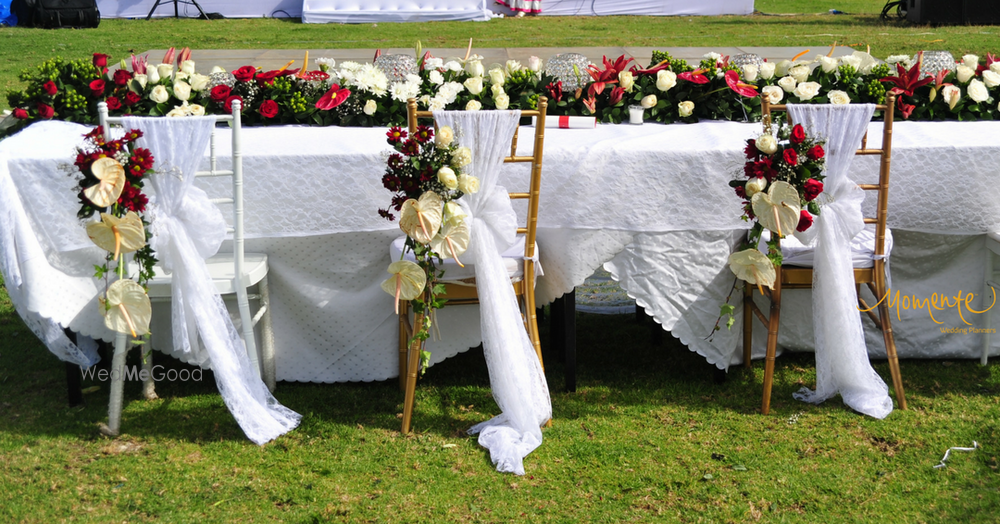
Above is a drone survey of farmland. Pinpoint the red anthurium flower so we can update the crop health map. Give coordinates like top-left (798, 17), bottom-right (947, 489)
top-left (724, 70), bottom-right (759, 98)
top-left (89, 79), bottom-right (105, 97)
top-left (298, 70), bottom-right (330, 82)
top-left (678, 69), bottom-right (710, 84)
top-left (881, 57), bottom-right (934, 98)
top-left (316, 84), bottom-right (350, 110)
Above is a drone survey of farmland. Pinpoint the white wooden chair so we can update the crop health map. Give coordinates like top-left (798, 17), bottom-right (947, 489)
top-left (97, 100), bottom-right (275, 435)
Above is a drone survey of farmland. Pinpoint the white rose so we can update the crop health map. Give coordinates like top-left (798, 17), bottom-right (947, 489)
top-left (992, 62), bottom-right (1000, 75)
top-left (458, 174), bottom-right (480, 194)
top-left (149, 84), bottom-right (170, 104)
top-left (957, 65), bottom-right (975, 84)
top-left (777, 75), bottom-right (798, 93)
top-left (789, 65), bottom-right (810, 83)
top-left (793, 81), bottom-right (821, 101)
top-left (818, 56), bottom-right (838, 73)
top-left (983, 70), bottom-right (1000, 88)
top-left (466, 100), bottom-right (482, 111)
top-left (618, 71), bottom-right (634, 92)
top-left (640, 94), bottom-right (657, 109)
top-left (489, 68), bottom-right (505, 86)
top-left (166, 104), bottom-right (188, 117)
top-left (188, 104), bottom-right (205, 116)
top-left (188, 73), bottom-right (209, 91)
top-left (437, 166), bottom-right (458, 190)
top-left (452, 147), bottom-right (472, 168)
top-left (436, 126), bottom-right (454, 147)
top-left (505, 60), bottom-right (522, 74)
top-left (741, 64), bottom-right (758, 82)
top-left (465, 59), bottom-right (484, 77)
top-left (756, 133), bottom-right (777, 155)
top-left (761, 85), bottom-right (783, 105)
top-left (491, 84), bottom-right (505, 98)
top-left (839, 55), bottom-right (861, 72)
top-left (942, 85), bottom-right (962, 109)
top-left (828, 90), bottom-right (851, 105)
top-left (427, 96), bottom-right (446, 111)
top-left (423, 57), bottom-right (443, 70)
top-left (678, 100), bottom-right (694, 117)
top-left (363, 99), bottom-right (377, 115)
top-left (464, 76), bottom-right (484, 95)
top-left (745, 177), bottom-right (767, 197)
top-left (963, 54), bottom-right (979, 69)
top-left (968, 79), bottom-right (989, 102)
top-left (429, 70), bottom-right (444, 85)
top-left (656, 70), bottom-right (677, 92)
top-left (132, 74), bottom-right (147, 90)
top-left (775, 60), bottom-right (792, 78)
top-left (156, 63), bottom-right (174, 81)
top-left (703, 51), bottom-right (722, 62)
top-left (147, 66), bottom-right (160, 84)
top-left (527, 56), bottom-right (542, 72)
top-left (172, 81), bottom-right (191, 101)
top-left (759, 62), bottom-right (776, 80)
top-left (443, 60), bottom-right (463, 72)
top-left (495, 92), bottom-right (510, 110)
top-left (173, 71), bottom-right (189, 83)
top-left (180, 60), bottom-right (196, 75)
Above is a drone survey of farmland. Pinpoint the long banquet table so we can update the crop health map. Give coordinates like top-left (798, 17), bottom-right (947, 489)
top-left (1, 118), bottom-right (998, 384)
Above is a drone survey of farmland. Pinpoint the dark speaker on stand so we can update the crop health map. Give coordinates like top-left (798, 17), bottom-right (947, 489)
top-left (906, 0), bottom-right (1000, 24)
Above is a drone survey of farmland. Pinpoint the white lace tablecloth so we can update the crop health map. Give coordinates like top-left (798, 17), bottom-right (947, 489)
top-left (1, 119), bottom-right (997, 381)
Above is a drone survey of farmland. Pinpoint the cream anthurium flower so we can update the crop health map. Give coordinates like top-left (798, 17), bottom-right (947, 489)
top-left (83, 157), bottom-right (126, 208)
top-left (381, 260), bottom-right (427, 314)
top-left (729, 248), bottom-right (776, 291)
top-left (752, 180), bottom-right (801, 238)
top-left (102, 279), bottom-right (151, 337)
top-left (430, 216), bottom-right (471, 267)
top-left (87, 212), bottom-right (146, 261)
top-left (399, 191), bottom-right (443, 244)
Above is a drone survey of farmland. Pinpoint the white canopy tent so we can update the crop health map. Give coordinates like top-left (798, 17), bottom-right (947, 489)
top-left (96, 0), bottom-right (302, 18)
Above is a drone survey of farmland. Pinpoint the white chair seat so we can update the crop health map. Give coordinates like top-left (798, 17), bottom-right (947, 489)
top-left (390, 235), bottom-right (529, 283)
top-left (146, 253), bottom-right (269, 298)
top-left (760, 228), bottom-right (893, 269)
top-left (987, 231), bottom-right (1000, 244)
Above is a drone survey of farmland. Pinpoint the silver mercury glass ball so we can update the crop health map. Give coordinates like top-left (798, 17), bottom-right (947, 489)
top-left (731, 53), bottom-right (765, 69)
top-left (374, 54), bottom-right (419, 85)
top-left (917, 50), bottom-right (955, 77)
top-left (545, 53), bottom-right (593, 92)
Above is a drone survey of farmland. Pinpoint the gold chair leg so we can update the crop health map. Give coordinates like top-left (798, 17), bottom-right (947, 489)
top-left (743, 283), bottom-right (753, 369)
top-left (762, 273), bottom-right (782, 415)
top-left (400, 310), bottom-right (425, 434)
top-left (874, 270), bottom-right (906, 410)
top-left (398, 300), bottom-right (409, 392)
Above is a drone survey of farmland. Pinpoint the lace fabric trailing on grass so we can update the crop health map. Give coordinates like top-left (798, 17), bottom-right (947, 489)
top-left (783, 104), bottom-right (892, 419)
top-left (124, 115), bottom-right (300, 445)
top-left (432, 109), bottom-right (551, 475)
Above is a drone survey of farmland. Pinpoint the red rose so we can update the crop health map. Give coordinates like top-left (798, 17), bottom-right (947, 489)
top-left (807, 144), bottom-right (825, 161)
top-left (796, 210), bottom-right (813, 232)
top-left (258, 99), bottom-right (279, 119)
top-left (106, 96), bottom-right (122, 111)
top-left (783, 148), bottom-right (798, 166)
top-left (89, 79), bottom-right (106, 97)
top-left (209, 84), bottom-right (231, 103)
top-left (36, 103), bottom-right (54, 119)
top-left (13, 108), bottom-right (29, 119)
top-left (93, 53), bottom-right (110, 69)
top-left (803, 179), bottom-right (824, 201)
top-left (223, 95), bottom-right (244, 113)
top-left (233, 66), bottom-right (256, 82)
top-left (42, 81), bottom-right (58, 96)
top-left (123, 91), bottom-right (141, 107)
top-left (790, 124), bottom-right (806, 144)
top-left (112, 69), bottom-right (132, 87)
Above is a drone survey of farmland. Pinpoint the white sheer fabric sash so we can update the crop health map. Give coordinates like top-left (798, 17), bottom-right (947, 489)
top-left (785, 104), bottom-right (893, 419)
top-left (123, 116), bottom-right (300, 445)
top-left (433, 110), bottom-right (552, 475)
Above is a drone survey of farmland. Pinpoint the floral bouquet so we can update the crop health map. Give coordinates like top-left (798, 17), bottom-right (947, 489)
top-left (378, 124), bottom-right (480, 370)
top-left (727, 120), bottom-right (827, 293)
top-left (73, 127), bottom-right (157, 340)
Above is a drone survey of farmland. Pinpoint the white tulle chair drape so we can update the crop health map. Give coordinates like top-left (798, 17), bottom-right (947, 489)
top-left (432, 110), bottom-right (552, 475)
top-left (783, 104), bottom-right (893, 419)
top-left (123, 116), bottom-right (300, 445)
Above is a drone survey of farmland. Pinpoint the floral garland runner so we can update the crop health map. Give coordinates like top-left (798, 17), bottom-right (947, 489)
top-left (73, 126), bottom-right (158, 344)
top-left (6, 46), bottom-right (1000, 139)
top-left (378, 123), bottom-right (480, 370)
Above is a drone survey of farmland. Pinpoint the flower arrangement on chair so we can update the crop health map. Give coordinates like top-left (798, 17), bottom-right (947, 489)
top-left (720, 119), bottom-right (827, 326)
top-left (73, 126), bottom-right (158, 343)
top-left (378, 124), bottom-right (481, 370)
